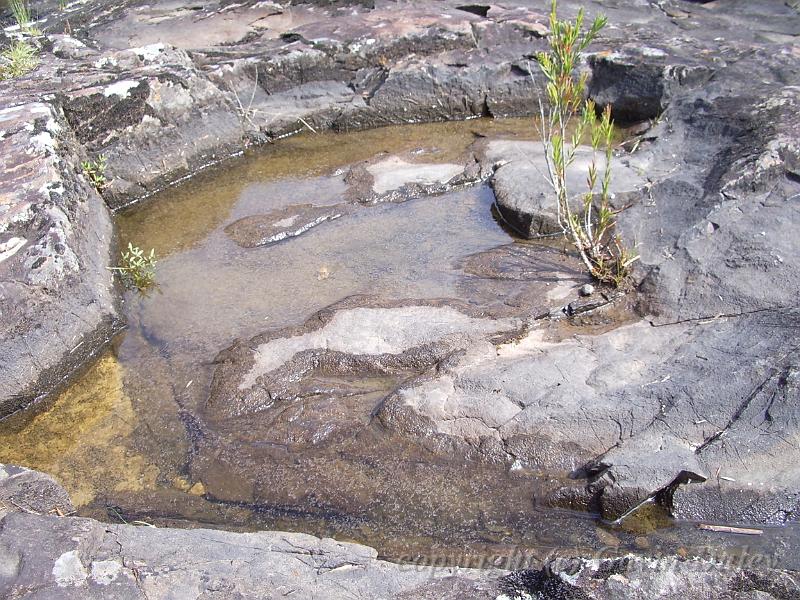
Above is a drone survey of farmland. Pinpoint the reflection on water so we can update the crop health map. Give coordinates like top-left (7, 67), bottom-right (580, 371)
top-left (116, 117), bottom-right (538, 260)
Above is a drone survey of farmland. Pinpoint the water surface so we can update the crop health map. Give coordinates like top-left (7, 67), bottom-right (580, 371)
top-left (1, 119), bottom-right (797, 569)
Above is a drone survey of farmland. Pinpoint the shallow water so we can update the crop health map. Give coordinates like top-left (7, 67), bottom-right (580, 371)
top-left (1, 119), bottom-right (798, 569)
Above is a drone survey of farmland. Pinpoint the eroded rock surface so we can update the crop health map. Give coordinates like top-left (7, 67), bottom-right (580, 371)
top-left (0, 103), bottom-right (120, 416)
top-left (0, 463), bottom-right (73, 516)
top-left (367, 156), bottom-right (466, 195)
top-left (484, 140), bottom-right (647, 237)
top-left (0, 511), bottom-right (500, 599)
top-left (384, 36), bottom-right (800, 523)
top-left (225, 203), bottom-right (350, 247)
top-left (500, 555), bottom-right (800, 600)
top-left (0, 508), bottom-right (796, 600)
top-left (194, 0), bottom-right (800, 528)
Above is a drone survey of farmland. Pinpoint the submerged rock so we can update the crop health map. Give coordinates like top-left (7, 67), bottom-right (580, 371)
top-left (0, 0), bottom-right (799, 590)
top-left (367, 156), bottom-right (466, 195)
top-left (206, 298), bottom-right (523, 422)
top-left (389, 66), bottom-right (800, 524)
top-left (224, 203), bottom-right (350, 247)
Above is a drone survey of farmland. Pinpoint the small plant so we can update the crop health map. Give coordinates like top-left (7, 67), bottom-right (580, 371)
top-left (9, 0), bottom-right (30, 28)
top-left (81, 155), bottom-right (108, 191)
top-left (532, 0), bottom-right (638, 286)
top-left (8, 0), bottom-right (40, 35)
top-left (0, 40), bottom-right (39, 79)
top-left (111, 243), bottom-right (157, 291)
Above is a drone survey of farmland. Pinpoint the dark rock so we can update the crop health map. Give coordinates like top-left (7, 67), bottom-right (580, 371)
top-left (500, 555), bottom-right (800, 600)
top-left (588, 47), bottom-right (712, 123)
top-left (224, 203), bottom-right (351, 247)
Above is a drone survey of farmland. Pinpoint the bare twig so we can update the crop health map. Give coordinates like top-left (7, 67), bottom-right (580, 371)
top-left (9, 498), bottom-right (41, 515)
top-left (698, 524), bottom-right (763, 536)
top-left (297, 116), bottom-right (318, 135)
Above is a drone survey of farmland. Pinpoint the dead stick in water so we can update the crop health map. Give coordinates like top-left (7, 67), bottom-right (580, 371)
top-left (297, 117), bottom-right (318, 135)
top-left (608, 496), bottom-right (656, 527)
top-left (698, 524), bottom-right (763, 535)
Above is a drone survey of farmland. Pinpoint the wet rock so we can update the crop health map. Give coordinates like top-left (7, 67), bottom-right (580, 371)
top-left (385, 308), bottom-right (800, 524)
top-left (206, 298), bottom-right (522, 421)
top-left (0, 103), bottom-right (120, 417)
top-left (193, 294), bottom-right (583, 532)
top-left (224, 203), bottom-right (350, 247)
top-left (364, 0), bottom-right (800, 527)
top-left (343, 150), bottom-right (480, 203)
top-left (384, 321), bottom-right (680, 471)
top-left (1, 0), bottom-right (799, 570)
top-left (367, 156), bottom-right (465, 194)
top-left (0, 464), bottom-right (73, 516)
top-left (483, 141), bottom-right (647, 237)
top-left (4, 0), bottom-right (547, 208)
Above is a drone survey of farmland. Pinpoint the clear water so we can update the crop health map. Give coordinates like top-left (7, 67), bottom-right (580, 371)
top-left (1, 119), bottom-right (797, 569)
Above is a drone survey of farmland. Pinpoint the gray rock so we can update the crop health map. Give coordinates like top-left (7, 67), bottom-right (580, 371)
top-left (1, 511), bottom-right (796, 599)
top-left (0, 512), bottom-right (501, 600)
top-left (367, 156), bottom-right (465, 194)
top-left (483, 141), bottom-right (647, 237)
top-left (0, 103), bottom-right (121, 417)
top-left (58, 46), bottom-right (245, 209)
top-left (0, 0), bottom-right (799, 589)
top-left (381, 48), bottom-right (800, 522)
top-left (206, 298), bottom-right (522, 421)
top-left (0, 464), bottom-right (73, 516)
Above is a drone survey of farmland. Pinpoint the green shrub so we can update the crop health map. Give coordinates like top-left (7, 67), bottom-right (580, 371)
top-left (110, 243), bottom-right (157, 291)
top-left (81, 155), bottom-right (108, 191)
top-left (534, 0), bottom-right (638, 286)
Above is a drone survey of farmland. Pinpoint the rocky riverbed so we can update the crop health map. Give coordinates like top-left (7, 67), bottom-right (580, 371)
top-left (1, 0), bottom-right (799, 597)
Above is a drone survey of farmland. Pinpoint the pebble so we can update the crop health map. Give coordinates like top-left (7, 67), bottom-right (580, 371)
top-left (595, 527), bottom-right (621, 548)
top-left (579, 283), bottom-right (595, 296)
